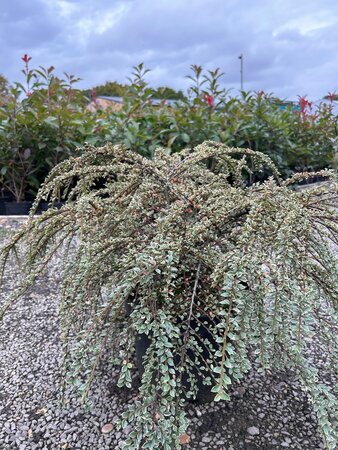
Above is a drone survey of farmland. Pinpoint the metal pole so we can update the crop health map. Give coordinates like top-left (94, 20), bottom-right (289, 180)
top-left (238, 54), bottom-right (243, 91)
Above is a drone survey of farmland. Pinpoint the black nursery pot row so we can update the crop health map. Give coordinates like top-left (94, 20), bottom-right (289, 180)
top-left (0, 198), bottom-right (64, 216)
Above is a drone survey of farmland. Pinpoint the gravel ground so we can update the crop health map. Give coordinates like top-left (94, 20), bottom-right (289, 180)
top-left (0, 218), bottom-right (334, 450)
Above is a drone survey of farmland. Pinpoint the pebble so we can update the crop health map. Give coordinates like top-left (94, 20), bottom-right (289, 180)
top-left (101, 423), bottom-right (114, 434)
top-left (247, 426), bottom-right (260, 436)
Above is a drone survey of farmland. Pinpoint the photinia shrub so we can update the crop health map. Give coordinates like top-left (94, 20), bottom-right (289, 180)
top-left (1, 58), bottom-right (337, 200)
top-left (0, 55), bottom-right (91, 201)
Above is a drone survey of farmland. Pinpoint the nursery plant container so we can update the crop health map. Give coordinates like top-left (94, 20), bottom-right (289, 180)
top-left (0, 197), bottom-right (11, 215)
top-left (126, 294), bottom-right (222, 404)
top-left (38, 201), bottom-right (65, 213)
top-left (5, 201), bottom-right (32, 216)
top-left (134, 315), bottom-right (221, 404)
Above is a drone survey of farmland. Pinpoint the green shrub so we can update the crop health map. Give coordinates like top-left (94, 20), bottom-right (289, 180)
top-left (1, 142), bottom-right (337, 449)
top-left (90, 65), bottom-right (337, 178)
top-left (1, 59), bottom-right (337, 202)
top-left (0, 55), bottom-right (91, 201)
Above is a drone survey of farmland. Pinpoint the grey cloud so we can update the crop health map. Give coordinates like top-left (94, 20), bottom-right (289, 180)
top-left (0, 0), bottom-right (337, 100)
top-left (0, 0), bottom-right (63, 55)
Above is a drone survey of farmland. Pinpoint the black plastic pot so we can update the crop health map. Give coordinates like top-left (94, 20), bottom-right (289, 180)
top-left (39, 201), bottom-right (65, 213)
top-left (5, 201), bottom-right (33, 215)
top-left (133, 314), bottom-right (222, 404)
top-left (0, 197), bottom-right (11, 215)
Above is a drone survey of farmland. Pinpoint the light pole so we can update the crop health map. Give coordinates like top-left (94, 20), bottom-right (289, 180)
top-left (238, 54), bottom-right (243, 91)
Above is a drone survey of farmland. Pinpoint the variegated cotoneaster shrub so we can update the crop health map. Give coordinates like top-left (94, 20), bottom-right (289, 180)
top-left (1, 142), bottom-right (337, 449)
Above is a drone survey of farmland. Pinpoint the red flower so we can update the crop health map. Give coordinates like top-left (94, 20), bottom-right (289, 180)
top-left (26, 91), bottom-right (32, 97)
top-left (297, 95), bottom-right (317, 121)
top-left (298, 95), bottom-right (309, 114)
top-left (204, 94), bottom-right (214, 107)
top-left (22, 54), bottom-right (32, 64)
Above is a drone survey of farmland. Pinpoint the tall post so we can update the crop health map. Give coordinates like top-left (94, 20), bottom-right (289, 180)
top-left (238, 54), bottom-right (243, 91)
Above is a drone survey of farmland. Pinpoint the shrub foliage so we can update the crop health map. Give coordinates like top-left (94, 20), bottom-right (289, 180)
top-left (1, 59), bottom-right (337, 202)
top-left (1, 142), bottom-right (337, 449)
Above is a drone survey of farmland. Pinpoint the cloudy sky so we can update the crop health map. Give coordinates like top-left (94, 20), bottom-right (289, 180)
top-left (1, 0), bottom-right (337, 100)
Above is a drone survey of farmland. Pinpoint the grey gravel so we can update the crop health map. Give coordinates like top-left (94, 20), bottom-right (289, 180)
top-left (0, 218), bottom-right (336, 450)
